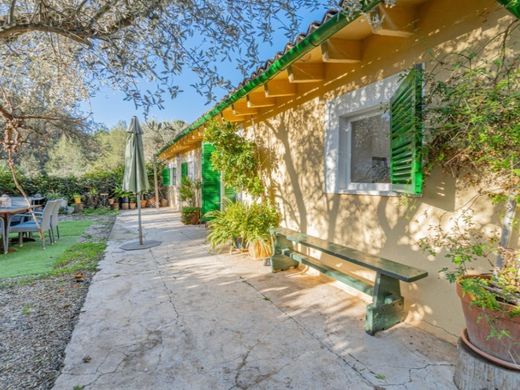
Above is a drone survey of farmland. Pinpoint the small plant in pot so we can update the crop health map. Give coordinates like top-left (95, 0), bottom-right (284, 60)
top-left (420, 213), bottom-right (519, 366)
top-left (73, 193), bottom-right (82, 204)
top-left (179, 177), bottom-right (201, 224)
top-left (129, 196), bottom-right (137, 210)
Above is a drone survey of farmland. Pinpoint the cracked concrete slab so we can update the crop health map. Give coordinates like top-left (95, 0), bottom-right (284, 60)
top-left (53, 209), bottom-right (457, 390)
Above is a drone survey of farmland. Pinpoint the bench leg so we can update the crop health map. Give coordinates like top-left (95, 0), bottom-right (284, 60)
top-left (270, 235), bottom-right (299, 272)
top-left (365, 273), bottom-right (405, 335)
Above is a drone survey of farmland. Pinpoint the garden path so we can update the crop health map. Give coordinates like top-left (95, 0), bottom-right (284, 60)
top-left (53, 209), bottom-right (457, 390)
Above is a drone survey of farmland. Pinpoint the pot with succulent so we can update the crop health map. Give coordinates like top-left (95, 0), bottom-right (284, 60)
top-left (419, 38), bottom-right (519, 372)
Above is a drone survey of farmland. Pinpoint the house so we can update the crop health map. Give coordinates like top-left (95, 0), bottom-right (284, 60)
top-left (157, 0), bottom-right (519, 341)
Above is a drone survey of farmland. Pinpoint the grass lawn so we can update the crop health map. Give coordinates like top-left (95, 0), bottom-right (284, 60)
top-left (0, 220), bottom-right (105, 279)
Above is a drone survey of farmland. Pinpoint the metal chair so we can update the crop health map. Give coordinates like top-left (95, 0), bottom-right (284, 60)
top-left (0, 218), bottom-right (6, 254)
top-left (9, 200), bottom-right (56, 249)
top-left (50, 199), bottom-right (62, 241)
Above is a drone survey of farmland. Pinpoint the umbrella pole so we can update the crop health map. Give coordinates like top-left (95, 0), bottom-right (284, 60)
top-left (137, 193), bottom-right (143, 246)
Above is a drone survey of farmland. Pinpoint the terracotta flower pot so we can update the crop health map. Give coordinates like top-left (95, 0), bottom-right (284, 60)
top-left (456, 275), bottom-right (520, 365)
top-left (247, 238), bottom-right (273, 260)
top-left (160, 199), bottom-right (169, 207)
top-left (140, 200), bottom-right (148, 208)
top-left (129, 202), bottom-right (136, 209)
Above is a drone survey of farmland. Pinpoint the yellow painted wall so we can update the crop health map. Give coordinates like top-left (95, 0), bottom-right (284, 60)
top-left (250, 4), bottom-right (519, 341)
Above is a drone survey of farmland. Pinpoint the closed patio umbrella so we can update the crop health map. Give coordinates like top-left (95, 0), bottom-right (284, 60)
top-left (120, 116), bottom-right (160, 250)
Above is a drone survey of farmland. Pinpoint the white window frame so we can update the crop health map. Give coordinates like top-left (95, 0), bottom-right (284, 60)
top-left (324, 72), bottom-right (404, 196)
top-left (339, 107), bottom-right (392, 194)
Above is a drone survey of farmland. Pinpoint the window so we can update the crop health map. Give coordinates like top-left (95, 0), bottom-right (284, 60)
top-left (188, 161), bottom-right (195, 180)
top-left (173, 167), bottom-right (177, 186)
top-left (325, 66), bottom-right (423, 196)
top-left (339, 109), bottom-right (391, 192)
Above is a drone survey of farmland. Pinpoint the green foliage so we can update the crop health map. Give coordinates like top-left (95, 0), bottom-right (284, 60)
top-left (424, 24), bottom-right (520, 192)
top-left (45, 135), bottom-right (90, 178)
top-left (181, 207), bottom-right (201, 225)
top-left (419, 24), bottom-right (520, 338)
top-left (52, 242), bottom-right (107, 275)
top-left (204, 120), bottom-right (263, 196)
top-left (206, 200), bottom-right (280, 252)
top-left (179, 177), bottom-right (201, 207)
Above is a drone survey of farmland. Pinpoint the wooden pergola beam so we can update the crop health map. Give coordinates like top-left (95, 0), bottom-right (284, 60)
top-left (368, 4), bottom-right (417, 38)
top-left (264, 79), bottom-right (296, 97)
top-left (321, 38), bottom-right (362, 63)
top-left (287, 63), bottom-right (324, 83)
top-left (247, 93), bottom-right (275, 108)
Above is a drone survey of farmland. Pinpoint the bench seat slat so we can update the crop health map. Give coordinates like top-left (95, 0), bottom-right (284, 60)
top-left (276, 227), bottom-right (427, 283)
top-left (286, 251), bottom-right (374, 296)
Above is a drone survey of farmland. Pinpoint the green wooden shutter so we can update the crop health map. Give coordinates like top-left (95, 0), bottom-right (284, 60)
top-left (497, 0), bottom-right (520, 18)
top-left (161, 167), bottom-right (171, 186)
top-left (201, 143), bottom-right (221, 218)
top-left (390, 65), bottom-right (424, 195)
top-left (181, 162), bottom-right (188, 179)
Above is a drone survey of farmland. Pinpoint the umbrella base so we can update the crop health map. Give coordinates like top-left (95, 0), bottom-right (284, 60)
top-left (120, 240), bottom-right (161, 251)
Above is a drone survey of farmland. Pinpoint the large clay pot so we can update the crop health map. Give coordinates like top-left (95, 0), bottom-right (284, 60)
top-left (456, 275), bottom-right (520, 365)
top-left (247, 238), bottom-right (272, 259)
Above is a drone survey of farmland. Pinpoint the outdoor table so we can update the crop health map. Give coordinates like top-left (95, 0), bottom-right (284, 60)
top-left (0, 206), bottom-right (33, 253)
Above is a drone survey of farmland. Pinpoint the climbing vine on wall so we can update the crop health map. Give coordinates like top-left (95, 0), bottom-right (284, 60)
top-left (204, 120), bottom-right (264, 197)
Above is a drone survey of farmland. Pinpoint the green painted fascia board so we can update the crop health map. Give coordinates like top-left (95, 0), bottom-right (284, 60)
top-left (497, 0), bottom-right (520, 18)
top-left (157, 0), bottom-right (382, 159)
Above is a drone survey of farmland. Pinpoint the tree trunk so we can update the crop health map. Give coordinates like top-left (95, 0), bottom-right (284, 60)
top-left (495, 192), bottom-right (517, 270)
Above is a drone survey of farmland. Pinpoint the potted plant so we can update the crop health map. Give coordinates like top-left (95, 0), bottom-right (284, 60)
top-left (420, 213), bottom-right (519, 366)
top-left (129, 196), bottom-right (137, 210)
top-left (114, 186), bottom-right (129, 210)
top-left (73, 193), bottom-right (82, 204)
top-left (179, 177), bottom-right (201, 223)
top-left (244, 202), bottom-right (280, 260)
top-left (419, 44), bottom-right (519, 367)
top-left (140, 196), bottom-right (148, 208)
top-left (207, 200), bottom-right (279, 258)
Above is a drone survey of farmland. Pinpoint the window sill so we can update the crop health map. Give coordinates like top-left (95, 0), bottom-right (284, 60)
top-left (334, 189), bottom-right (400, 197)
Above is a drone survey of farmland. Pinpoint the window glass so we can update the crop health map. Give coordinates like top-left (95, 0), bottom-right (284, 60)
top-left (350, 113), bottom-right (390, 184)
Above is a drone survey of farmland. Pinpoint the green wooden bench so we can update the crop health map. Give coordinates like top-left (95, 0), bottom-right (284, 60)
top-left (270, 227), bottom-right (428, 335)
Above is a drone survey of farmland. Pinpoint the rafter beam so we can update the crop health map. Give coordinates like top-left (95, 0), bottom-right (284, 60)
top-left (222, 109), bottom-right (246, 122)
top-left (264, 79), bottom-right (296, 97)
top-left (321, 38), bottom-right (362, 63)
top-left (247, 92), bottom-right (275, 108)
top-left (368, 4), bottom-right (417, 38)
top-left (287, 63), bottom-right (324, 83)
top-left (231, 102), bottom-right (258, 116)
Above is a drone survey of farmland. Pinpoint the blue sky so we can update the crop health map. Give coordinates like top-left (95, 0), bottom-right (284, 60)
top-left (84, 5), bottom-right (330, 129)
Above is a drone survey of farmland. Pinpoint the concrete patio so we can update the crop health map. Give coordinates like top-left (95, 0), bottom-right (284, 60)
top-left (53, 209), bottom-right (457, 390)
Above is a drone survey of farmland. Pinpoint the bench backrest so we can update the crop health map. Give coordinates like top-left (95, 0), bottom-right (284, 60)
top-left (276, 227), bottom-right (427, 282)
